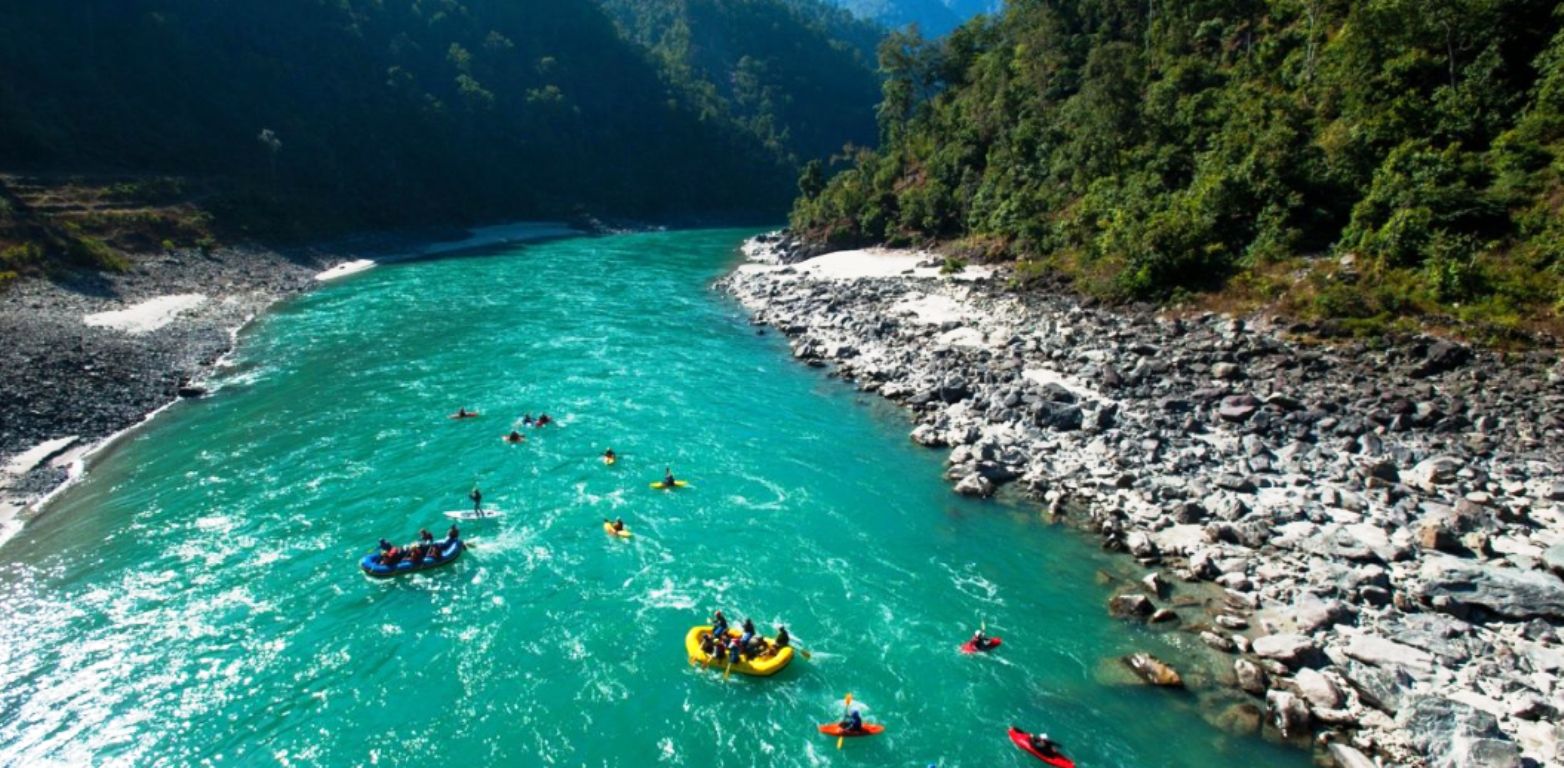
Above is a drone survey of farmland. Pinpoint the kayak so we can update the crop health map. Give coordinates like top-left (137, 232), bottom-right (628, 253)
top-left (444, 509), bottom-right (505, 521)
top-left (650, 480), bottom-right (690, 490)
top-left (449, 412), bottom-right (480, 420)
top-left (817, 723), bottom-right (885, 737)
top-left (360, 539), bottom-right (464, 578)
top-left (502, 435), bottom-right (525, 444)
top-left (603, 521), bottom-right (633, 539)
top-left (603, 456), bottom-right (617, 465)
top-left (961, 636), bottom-right (1003, 654)
top-left (684, 625), bottom-right (794, 677)
top-left (1008, 727), bottom-right (1075, 768)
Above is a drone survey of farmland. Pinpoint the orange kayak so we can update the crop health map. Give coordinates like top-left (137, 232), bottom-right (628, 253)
top-left (818, 723), bottom-right (885, 737)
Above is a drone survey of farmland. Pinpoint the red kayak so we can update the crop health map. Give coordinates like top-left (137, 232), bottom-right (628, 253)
top-left (960, 636), bottom-right (1003, 654)
top-left (818, 723), bottom-right (886, 737)
top-left (1009, 727), bottom-right (1074, 768)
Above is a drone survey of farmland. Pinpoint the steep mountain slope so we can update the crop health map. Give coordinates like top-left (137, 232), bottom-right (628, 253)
top-left (0, 0), bottom-right (828, 239)
top-left (793, 0), bottom-right (1564, 341)
top-left (597, 0), bottom-right (884, 162)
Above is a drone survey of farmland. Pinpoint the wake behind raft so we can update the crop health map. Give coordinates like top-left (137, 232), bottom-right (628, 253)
top-left (361, 538), bottom-right (464, 578)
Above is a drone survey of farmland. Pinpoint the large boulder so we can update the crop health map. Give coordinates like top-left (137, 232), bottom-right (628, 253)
top-left (1413, 340), bottom-right (1472, 378)
top-left (1405, 456), bottom-right (1463, 493)
top-left (1252, 633), bottom-right (1319, 668)
top-left (1265, 689), bottom-right (1311, 738)
top-left (1417, 555), bottom-right (1564, 621)
top-left (1235, 658), bottom-right (1267, 694)
top-left (1122, 652), bottom-right (1184, 687)
top-left (1294, 668), bottom-right (1342, 710)
top-left (1218, 395), bottom-right (1259, 422)
top-left (1398, 698), bottom-right (1521, 768)
top-left (1326, 743), bottom-right (1377, 768)
top-left (1109, 593), bottom-right (1156, 620)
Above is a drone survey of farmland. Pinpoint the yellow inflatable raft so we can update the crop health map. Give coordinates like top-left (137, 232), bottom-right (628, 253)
top-left (685, 625), bottom-right (794, 677)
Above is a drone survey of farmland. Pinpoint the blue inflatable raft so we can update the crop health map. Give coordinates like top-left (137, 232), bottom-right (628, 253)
top-left (361, 539), bottom-right (464, 578)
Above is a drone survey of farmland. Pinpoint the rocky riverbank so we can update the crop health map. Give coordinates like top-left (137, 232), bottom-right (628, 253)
top-left (719, 232), bottom-right (1564, 767)
top-left (0, 222), bottom-right (583, 536)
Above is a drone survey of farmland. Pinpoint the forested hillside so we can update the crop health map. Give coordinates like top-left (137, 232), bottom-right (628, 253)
top-left (598, 0), bottom-right (883, 162)
top-left (794, 0), bottom-right (1564, 340)
top-left (0, 0), bottom-right (878, 244)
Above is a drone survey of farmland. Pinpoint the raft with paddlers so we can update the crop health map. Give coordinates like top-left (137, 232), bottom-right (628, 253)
top-left (361, 538), bottom-right (464, 578)
top-left (685, 626), bottom-right (793, 677)
top-left (1009, 726), bottom-right (1075, 767)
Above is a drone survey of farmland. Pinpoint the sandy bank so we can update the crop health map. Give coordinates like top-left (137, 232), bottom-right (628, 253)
top-left (82, 294), bottom-right (207, 334)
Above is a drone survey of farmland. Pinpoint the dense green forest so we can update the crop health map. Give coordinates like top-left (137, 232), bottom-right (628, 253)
top-left (598, 0), bottom-right (883, 162)
top-left (0, 0), bottom-right (879, 242)
top-left (793, 0), bottom-right (1564, 339)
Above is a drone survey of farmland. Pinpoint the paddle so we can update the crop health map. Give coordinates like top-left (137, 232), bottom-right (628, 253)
top-left (723, 655), bottom-right (734, 681)
top-left (837, 692), bottom-right (853, 750)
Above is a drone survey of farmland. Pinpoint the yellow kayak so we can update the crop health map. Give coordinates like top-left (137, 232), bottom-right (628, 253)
top-left (650, 480), bottom-right (690, 490)
top-left (603, 455), bottom-right (617, 465)
top-left (685, 625), bottom-right (794, 677)
top-left (603, 521), bottom-right (632, 539)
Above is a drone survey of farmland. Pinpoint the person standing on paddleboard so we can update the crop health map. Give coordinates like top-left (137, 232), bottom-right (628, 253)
top-left (469, 486), bottom-right (482, 515)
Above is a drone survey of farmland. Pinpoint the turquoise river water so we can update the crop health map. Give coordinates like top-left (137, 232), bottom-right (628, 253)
top-left (0, 230), bottom-right (1309, 767)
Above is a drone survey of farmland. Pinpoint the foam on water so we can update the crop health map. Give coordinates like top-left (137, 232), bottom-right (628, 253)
top-left (0, 230), bottom-right (1308, 767)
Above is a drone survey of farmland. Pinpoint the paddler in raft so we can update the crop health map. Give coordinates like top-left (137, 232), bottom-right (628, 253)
top-left (1025, 730), bottom-right (1065, 759)
top-left (969, 627), bottom-right (999, 651)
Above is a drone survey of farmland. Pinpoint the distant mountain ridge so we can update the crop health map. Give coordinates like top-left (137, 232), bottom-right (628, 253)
top-left (825, 0), bottom-right (999, 35)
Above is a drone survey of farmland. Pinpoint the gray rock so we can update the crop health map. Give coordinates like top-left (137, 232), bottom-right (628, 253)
top-left (1544, 543), bottom-right (1564, 578)
top-left (1343, 660), bottom-right (1413, 712)
top-left (1326, 743), bottom-right (1376, 768)
top-left (1211, 362), bottom-right (1241, 380)
top-left (1398, 698), bottom-right (1521, 768)
top-left (1201, 631), bottom-right (1235, 652)
top-left (1292, 593), bottom-right (1352, 634)
top-left (1219, 395), bottom-right (1259, 422)
top-left (1109, 593), bottom-right (1155, 620)
top-left (1265, 689), bottom-right (1311, 738)
top-left (1406, 455), bottom-right (1463, 492)
top-left (1252, 633), bottom-right (1318, 668)
top-left (1344, 633), bottom-right (1435, 675)
top-left (1294, 668), bottom-right (1342, 710)
top-left (1235, 658), bottom-right (1267, 694)
top-left (953, 473), bottom-right (995, 498)
top-left (1417, 554), bottom-right (1564, 621)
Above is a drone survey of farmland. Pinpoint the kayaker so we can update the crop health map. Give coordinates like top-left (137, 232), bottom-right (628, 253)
top-left (603, 448), bottom-right (616, 461)
top-left (456, 407), bottom-right (471, 418)
top-left (970, 628), bottom-right (998, 651)
top-left (611, 518), bottom-right (626, 533)
top-left (537, 413), bottom-right (552, 427)
top-left (506, 430), bottom-right (524, 443)
top-left (1029, 732), bottom-right (1063, 757)
top-left (838, 709), bottom-right (864, 734)
top-left (522, 413), bottom-right (534, 426)
top-left (469, 486), bottom-right (483, 514)
top-left (663, 467), bottom-right (677, 487)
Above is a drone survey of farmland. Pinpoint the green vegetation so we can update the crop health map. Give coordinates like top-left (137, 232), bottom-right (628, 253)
top-left (0, 0), bottom-right (881, 238)
top-left (792, 0), bottom-right (1564, 340)
top-left (598, 0), bottom-right (883, 163)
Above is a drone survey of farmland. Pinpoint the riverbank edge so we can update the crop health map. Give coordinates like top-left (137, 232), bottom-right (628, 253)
top-left (0, 221), bottom-right (590, 546)
top-left (716, 232), bottom-right (1564, 768)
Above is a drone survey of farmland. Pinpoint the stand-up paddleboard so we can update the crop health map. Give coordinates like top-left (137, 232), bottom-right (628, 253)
top-left (444, 509), bottom-right (505, 520)
top-left (649, 480), bottom-right (690, 490)
top-left (603, 521), bottom-right (633, 539)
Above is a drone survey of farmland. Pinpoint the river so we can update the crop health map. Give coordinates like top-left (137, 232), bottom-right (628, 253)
top-left (0, 230), bottom-right (1308, 767)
